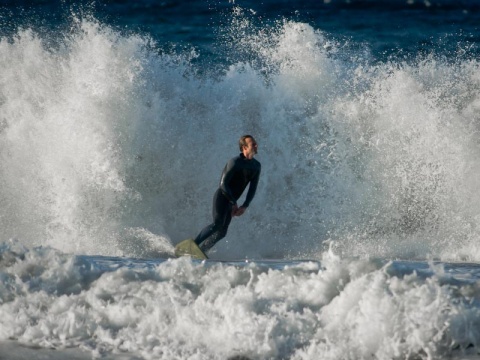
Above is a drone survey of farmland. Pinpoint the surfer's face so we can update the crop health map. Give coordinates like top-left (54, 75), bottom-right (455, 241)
top-left (243, 137), bottom-right (258, 159)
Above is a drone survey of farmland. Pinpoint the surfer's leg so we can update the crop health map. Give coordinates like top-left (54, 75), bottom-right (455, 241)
top-left (199, 210), bottom-right (232, 252)
top-left (198, 220), bottom-right (230, 252)
top-left (194, 223), bottom-right (216, 246)
top-left (195, 190), bottom-right (232, 251)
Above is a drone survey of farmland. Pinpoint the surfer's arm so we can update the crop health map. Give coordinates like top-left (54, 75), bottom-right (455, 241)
top-left (242, 165), bottom-right (261, 208)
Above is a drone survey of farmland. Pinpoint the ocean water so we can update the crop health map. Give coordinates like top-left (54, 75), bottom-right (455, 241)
top-left (2, 0), bottom-right (480, 359)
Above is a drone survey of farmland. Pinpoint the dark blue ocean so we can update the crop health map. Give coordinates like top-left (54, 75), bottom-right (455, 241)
top-left (2, 1), bottom-right (480, 359)
top-left (4, 1), bottom-right (480, 62)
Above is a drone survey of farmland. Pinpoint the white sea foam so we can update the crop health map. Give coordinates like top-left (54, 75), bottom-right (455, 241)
top-left (1, 242), bottom-right (480, 359)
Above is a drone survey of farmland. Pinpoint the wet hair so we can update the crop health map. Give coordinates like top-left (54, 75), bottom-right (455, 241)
top-left (239, 135), bottom-right (255, 151)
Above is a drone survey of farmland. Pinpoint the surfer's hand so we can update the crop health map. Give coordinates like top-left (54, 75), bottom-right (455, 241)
top-left (233, 206), bottom-right (246, 217)
top-left (231, 204), bottom-right (239, 216)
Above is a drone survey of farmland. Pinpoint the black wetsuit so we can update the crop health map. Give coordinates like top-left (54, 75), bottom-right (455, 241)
top-left (195, 153), bottom-right (261, 252)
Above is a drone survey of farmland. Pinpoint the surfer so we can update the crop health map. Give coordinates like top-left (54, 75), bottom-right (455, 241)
top-left (194, 135), bottom-right (261, 253)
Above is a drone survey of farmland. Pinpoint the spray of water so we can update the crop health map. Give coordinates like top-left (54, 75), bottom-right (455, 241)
top-left (1, 11), bottom-right (480, 260)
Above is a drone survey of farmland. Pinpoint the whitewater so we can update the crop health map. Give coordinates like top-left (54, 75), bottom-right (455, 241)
top-left (2, 3), bottom-right (480, 359)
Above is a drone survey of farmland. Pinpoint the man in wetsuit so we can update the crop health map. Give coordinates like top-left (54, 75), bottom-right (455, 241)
top-left (194, 135), bottom-right (261, 253)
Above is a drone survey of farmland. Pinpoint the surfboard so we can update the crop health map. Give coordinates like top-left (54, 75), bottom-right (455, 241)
top-left (174, 239), bottom-right (209, 260)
